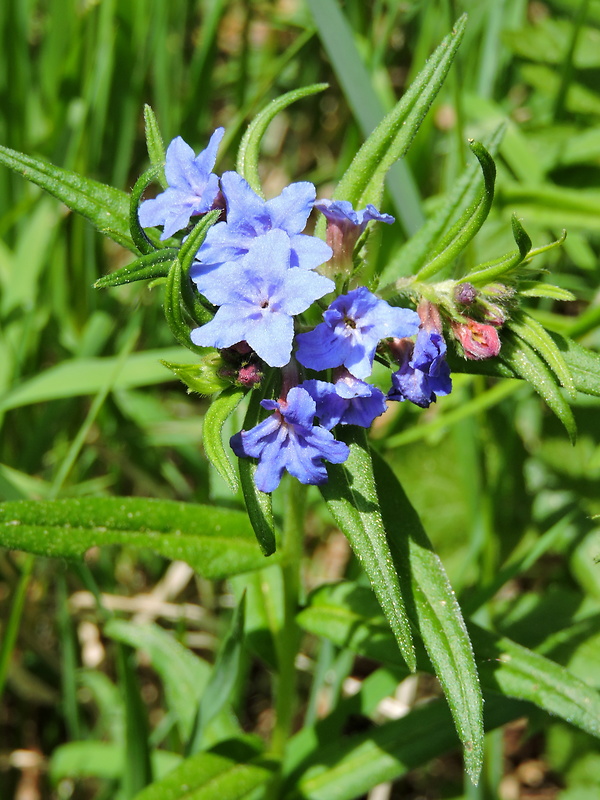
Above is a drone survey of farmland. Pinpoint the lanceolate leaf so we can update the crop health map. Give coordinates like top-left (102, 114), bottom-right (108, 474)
top-left (203, 387), bottom-right (246, 494)
top-left (0, 144), bottom-right (134, 251)
top-left (104, 620), bottom-right (211, 742)
top-left (320, 427), bottom-right (416, 672)
top-left (371, 451), bottom-right (483, 782)
top-left (94, 248), bottom-right (177, 289)
top-left (188, 594), bottom-right (246, 754)
top-left (0, 498), bottom-right (274, 579)
top-left (379, 123), bottom-right (506, 284)
top-left (130, 164), bottom-right (169, 254)
top-left (448, 332), bottom-right (600, 400)
top-left (508, 310), bottom-right (576, 400)
top-left (459, 213), bottom-right (532, 286)
top-left (333, 15), bottom-right (467, 212)
top-left (237, 83), bottom-right (328, 196)
top-left (416, 140), bottom-right (497, 281)
top-left (500, 330), bottom-right (577, 441)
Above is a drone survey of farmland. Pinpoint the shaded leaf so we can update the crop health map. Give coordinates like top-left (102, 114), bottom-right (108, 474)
top-left (132, 739), bottom-right (277, 800)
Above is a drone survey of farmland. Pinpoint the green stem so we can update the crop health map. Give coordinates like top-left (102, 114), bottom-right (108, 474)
top-left (267, 479), bottom-right (307, 794)
top-left (0, 553), bottom-right (34, 699)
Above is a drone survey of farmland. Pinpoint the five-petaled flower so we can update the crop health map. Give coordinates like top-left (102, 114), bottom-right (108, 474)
top-left (230, 386), bottom-right (350, 493)
top-left (191, 229), bottom-right (334, 368)
top-left (138, 130), bottom-right (224, 240)
top-left (295, 287), bottom-right (420, 379)
top-left (191, 171), bottom-right (332, 283)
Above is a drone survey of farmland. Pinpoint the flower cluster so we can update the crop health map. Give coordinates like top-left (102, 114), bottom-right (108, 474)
top-left (138, 132), bottom-right (476, 492)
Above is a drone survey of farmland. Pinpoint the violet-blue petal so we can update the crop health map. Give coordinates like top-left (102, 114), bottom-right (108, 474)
top-left (296, 287), bottom-right (419, 379)
top-left (387, 329), bottom-right (452, 408)
top-left (265, 182), bottom-right (315, 234)
top-left (139, 131), bottom-right (223, 240)
top-left (194, 171), bottom-right (331, 273)
top-left (315, 198), bottom-right (395, 228)
top-left (230, 387), bottom-right (349, 492)
top-left (191, 229), bottom-right (333, 367)
top-left (302, 376), bottom-right (387, 429)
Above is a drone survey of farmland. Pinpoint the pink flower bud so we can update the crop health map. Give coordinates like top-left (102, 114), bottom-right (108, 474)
top-left (451, 319), bottom-right (501, 360)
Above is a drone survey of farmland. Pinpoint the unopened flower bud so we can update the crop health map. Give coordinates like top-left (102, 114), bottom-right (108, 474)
top-left (454, 282), bottom-right (478, 306)
top-left (451, 319), bottom-right (501, 360)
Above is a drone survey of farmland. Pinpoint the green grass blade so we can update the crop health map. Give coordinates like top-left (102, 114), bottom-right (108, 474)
top-left (327, 14), bottom-right (467, 224)
top-left (306, 0), bottom-right (424, 234)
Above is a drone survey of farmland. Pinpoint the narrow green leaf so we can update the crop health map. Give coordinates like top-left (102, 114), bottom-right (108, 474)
top-left (144, 104), bottom-right (167, 189)
top-left (508, 310), bottom-right (576, 400)
top-left (460, 214), bottom-right (532, 286)
top-left (237, 84), bottom-right (328, 196)
top-left (132, 741), bottom-right (277, 800)
top-left (500, 330), bottom-right (577, 441)
top-left (371, 452), bottom-right (483, 782)
top-left (416, 140), bottom-right (497, 281)
top-left (179, 210), bottom-right (221, 326)
top-left (380, 122), bottom-right (506, 284)
top-left (0, 144), bottom-right (134, 251)
top-left (549, 331), bottom-right (600, 396)
top-left (203, 388), bottom-right (246, 494)
top-left (0, 498), bottom-right (274, 579)
top-left (49, 742), bottom-right (182, 785)
top-left (164, 261), bottom-right (206, 353)
top-left (188, 594), bottom-right (246, 754)
top-left (320, 427), bottom-right (416, 672)
top-left (333, 15), bottom-right (467, 214)
top-left (518, 281), bottom-right (576, 301)
top-left (161, 357), bottom-right (232, 396)
top-left (94, 248), bottom-right (177, 289)
top-left (238, 387), bottom-right (277, 557)
top-left (105, 620), bottom-right (211, 741)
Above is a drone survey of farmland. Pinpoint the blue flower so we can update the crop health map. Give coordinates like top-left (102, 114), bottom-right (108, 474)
top-left (314, 200), bottom-right (395, 276)
top-left (230, 386), bottom-right (350, 493)
top-left (138, 130), bottom-right (224, 240)
top-left (301, 370), bottom-right (387, 429)
top-left (314, 199), bottom-right (395, 229)
top-left (387, 328), bottom-right (452, 408)
top-left (295, 287), bottom-right (420, 379)
top-left (190, 229), bottom-right (334, 368)
top-left (191, 172), bottom-right (332, 280)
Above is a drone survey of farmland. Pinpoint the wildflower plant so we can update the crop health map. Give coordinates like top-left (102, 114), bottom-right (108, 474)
top-left (2, 14), bottom-right (600, 800)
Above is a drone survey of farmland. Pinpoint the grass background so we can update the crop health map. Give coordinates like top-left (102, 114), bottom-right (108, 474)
top-left (1, 1), bottom-right (600, 798)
